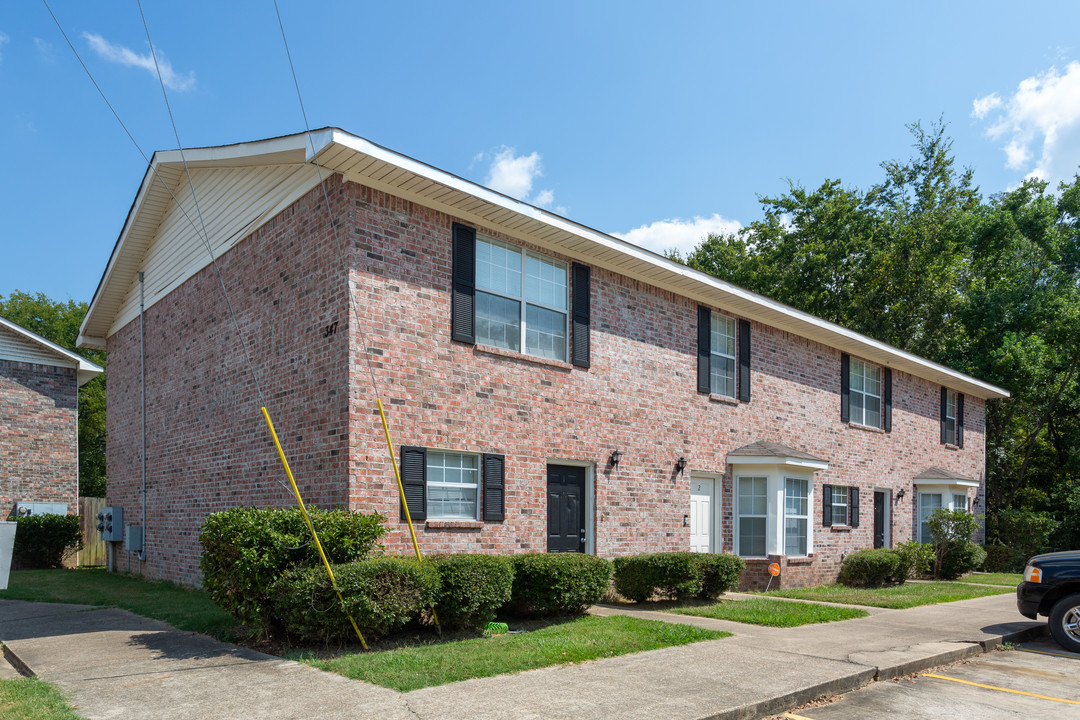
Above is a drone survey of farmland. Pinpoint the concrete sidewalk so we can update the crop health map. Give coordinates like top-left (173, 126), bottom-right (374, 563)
top-left (0, 593), bottom-right (1045, 720)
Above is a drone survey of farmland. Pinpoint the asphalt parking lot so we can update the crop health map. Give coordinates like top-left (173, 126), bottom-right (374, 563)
top-left (773, 638), bottom-right (1080, 719)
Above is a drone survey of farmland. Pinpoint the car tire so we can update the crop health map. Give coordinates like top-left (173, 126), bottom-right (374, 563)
top-left (1048, 592), bottom-right (1080, 653)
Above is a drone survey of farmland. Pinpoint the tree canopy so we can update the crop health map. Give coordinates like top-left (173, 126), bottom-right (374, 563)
top-left (680, 121), bottom-right (1080, 554)
top-left (0, 291), bottom-right (106, 497)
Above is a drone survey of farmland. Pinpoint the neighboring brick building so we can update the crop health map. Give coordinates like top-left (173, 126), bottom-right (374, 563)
top-left (78, 129), bottom-right (1008, 587)
top-left (1, 316), bottom-right (103, 515)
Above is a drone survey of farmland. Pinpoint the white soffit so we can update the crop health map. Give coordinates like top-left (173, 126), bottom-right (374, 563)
top-left (78, 128), bottom-right (1010, 401)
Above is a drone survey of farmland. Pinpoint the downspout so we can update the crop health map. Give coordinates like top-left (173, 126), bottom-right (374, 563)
top-left (138, 272), bottom-right (147, 563)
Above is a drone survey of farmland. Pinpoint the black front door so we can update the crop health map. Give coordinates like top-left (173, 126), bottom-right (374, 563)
top-left (547, 464), bottom-right (586, 553)
top-left (873, 491), bottom-right (886, 549)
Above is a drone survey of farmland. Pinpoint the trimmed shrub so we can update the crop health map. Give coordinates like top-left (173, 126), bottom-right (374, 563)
top-left (431, 554), bottom-right (514, 630)
top-left (981, 544), bottom-right (1022, 573)
top-left (614, 552), bottom-right (746, 601)
top-left (939, 541), bottom-right (988, 580)
top-left (199, 506), bottom-right (386, 627)
top-left (272, 557), bottom-right (439, 643)
top-left (508, 553), bottom-right (612, 615)
top-left (895, 540), bottom-right (933, 579)
top-left (839, 548), bottom-right (906, 587)
top-left (11, 514), bottom-right (83, 569)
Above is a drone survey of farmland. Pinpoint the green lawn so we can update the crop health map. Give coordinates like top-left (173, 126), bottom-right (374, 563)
top-left (765, 581), bottom-right (1013, 609)
top-left (663, 597), bottom-right (868, 627)
top-left (302, 615), bottom-right (729, 691)
top-left (0, 677), bottom-right (81, 720)
top-left (957, 572), bottom-right (1023, 587)
top-left (0, 568), bottom-right (236, 639)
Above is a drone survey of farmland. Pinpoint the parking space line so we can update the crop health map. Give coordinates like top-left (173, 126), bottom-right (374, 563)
top-left (923, 673), bottom-right (1080, 705)
top-left (1017, 646), bottom-right (1080, 660)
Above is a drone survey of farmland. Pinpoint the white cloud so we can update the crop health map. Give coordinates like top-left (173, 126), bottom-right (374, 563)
top-left (480, 146), bottom-right (558, 209)
top-left (0, 32), bottom-right (9, 64)
top-left (83, 32), bottom-right (195, 91)
top-left (615, 214), bottom-right (742, 257)
top-left (34, 37), bottom-right (55, 62)
top-left (973, 61), bottom-right (1080, 184)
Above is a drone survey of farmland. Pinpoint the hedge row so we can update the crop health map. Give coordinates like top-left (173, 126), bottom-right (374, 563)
top-left (10, 514), bottom-right (83, 569)
top-left (838, 548), bottom-right (910, 587)
top-left (613, 552), bottom-right (745, 602)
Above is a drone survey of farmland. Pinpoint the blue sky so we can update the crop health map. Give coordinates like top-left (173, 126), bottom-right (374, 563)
top-left (2, 1), bottom-right (1079, 304)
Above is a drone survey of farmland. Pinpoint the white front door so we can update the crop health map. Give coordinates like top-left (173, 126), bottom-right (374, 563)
top-left (690, 476), bottom-right (715, 553)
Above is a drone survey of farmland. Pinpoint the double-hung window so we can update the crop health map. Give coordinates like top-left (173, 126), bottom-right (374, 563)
top-left (710, 314), bottom-right (737, 397)
top-left (919, 493), bottom-right (942, 543)
top-left (785, 478), bottom-right (809, 556)
top-left (426, 451), bottom-right (480, 520)
top-left (737, 476), bottom-right (768, 557)
top-left (400, 445), bottom-right (505, 523)
top-left (943, 390), bottom-right (958, 445)
top-left (830, 486), bottom-right (849, 526)
top-left (952, 493), bottom-right (967, 513)
top-left (475, 235), bottom-right (568, 361)
top-left (849, 358), bottom-right (882, 428)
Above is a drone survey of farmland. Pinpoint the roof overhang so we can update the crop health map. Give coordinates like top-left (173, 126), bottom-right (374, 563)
top-left (0, 317), bottom-right (103, 386)
top-left (77, 128), bottom-right (1011, 401)
top-left (727, 456), bottom-right (830, 471)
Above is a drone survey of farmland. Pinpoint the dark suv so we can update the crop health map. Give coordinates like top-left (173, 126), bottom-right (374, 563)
top-left (1017, 550), bottom-right (1080, 652)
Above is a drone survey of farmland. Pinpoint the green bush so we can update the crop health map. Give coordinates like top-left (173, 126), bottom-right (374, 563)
top-left (508, 553), bottom-right (612, 615)
top-left (839, 548), bottom-right (906, 587)
top-left (11, 514), bottom-right (83, 569)
top-left (896, 540), bottom-right (933, 579)
top-left (431, 554), bottom-right (514, 630)
top-left (981, 544), bottom-right (1022, 573)
top-left (939, 541), bottom-right (988, 580)
top-left (613, 552), bottom-right (745, 602)
top-left (198, 506), bottom-right (386, 627)
top-left (272, 557), bottom-right (438, 643)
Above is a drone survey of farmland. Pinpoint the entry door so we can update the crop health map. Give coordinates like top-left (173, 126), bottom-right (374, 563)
top-left (690, 476), bottom-right (715, 553)
top-left (873, 491), bottom-right (886, 549)
top-left (547, 465), bottom-right (586, 553)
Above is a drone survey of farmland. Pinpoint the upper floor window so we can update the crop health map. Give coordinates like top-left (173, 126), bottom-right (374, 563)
top-left (475, 235), bottom-right (568, 361)
top-left (849, 358), bottom-right (882, 428)
top-left (710, 313), bottom-right (736, 397)
top-left (940, 388), bottom-right (964, 447)
top-left (943, 390), bottom-right (957, 445)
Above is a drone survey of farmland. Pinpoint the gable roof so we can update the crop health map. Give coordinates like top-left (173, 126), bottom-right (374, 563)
top-left (727, 441), bottom-right (830, 470)
top-left (0, 316), bottom-right (103, 386)
top-left (77, 128), bottom-right (1009, 401)
top-left (914, 467), bottom-right (978, 484)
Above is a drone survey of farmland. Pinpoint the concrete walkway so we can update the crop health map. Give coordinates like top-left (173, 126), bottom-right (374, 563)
top-left (0, 593), bottom-right (1045, 720)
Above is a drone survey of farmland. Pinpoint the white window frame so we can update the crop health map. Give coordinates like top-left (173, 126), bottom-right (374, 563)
top-left (849, 357), bottom-right (883, 428)
top-left (944, 390), bottom-right (958, 445)
top-left (784, 477), bottom-right (809, 557)
top-left (952, 493), bottom-right (968, 513)
top-left (918, 492), bottom-right (942, 543)
top-left (426, 450), bottom-right (481, 520)
top-left (831, 485), bottom-right (850, 526)
top-left (710, 313), bottom-right (737, 398)
top-left (736, 475), bottom-right (768, 558)
top-left (475, 235), bottom-right (569, 361)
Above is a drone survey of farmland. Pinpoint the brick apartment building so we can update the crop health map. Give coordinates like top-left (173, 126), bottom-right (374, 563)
top-left (77, 129), bottom-right (1008, 588)
top-left (1, 316), bottom-right (103, 515)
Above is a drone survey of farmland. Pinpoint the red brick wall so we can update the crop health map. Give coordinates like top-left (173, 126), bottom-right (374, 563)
top-left (104, 174), bottom-right (989, 587)
top-left (0, 361), bottom-right (79, 513)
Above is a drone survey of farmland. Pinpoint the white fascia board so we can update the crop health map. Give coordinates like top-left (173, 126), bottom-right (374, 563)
top-left (0, 317), bottom-right (103, 386)
top-left (323, 130), bottom-right (1008, 401)
top-left (914, 479), bottom-right (981, 489)
top-left (728, 456), bottom-right (830, 471)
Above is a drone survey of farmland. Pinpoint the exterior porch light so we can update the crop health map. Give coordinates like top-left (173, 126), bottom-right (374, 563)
top-left (676, 457), bottom-right (687, 474)
top-left (896, 488), bottom-right (906, 502)
top-left (610, 449), bottom-right (622, 468)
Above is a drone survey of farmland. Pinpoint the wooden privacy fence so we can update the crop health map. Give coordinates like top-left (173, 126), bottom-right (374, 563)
top-left (78, 496), bottom-right (106, 567)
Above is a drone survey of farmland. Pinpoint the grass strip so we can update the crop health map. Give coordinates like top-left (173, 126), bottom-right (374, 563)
top-left (302, 615), bottom-right (729, 691)
top-left (0, 677), bottom-right (82, 720)
top-left (0, 568), bottom-right (236, 639)
top-left (956, 572), bottom-right (1022, 587)
top-left (766, 581), bottom-right (1013, 609)
top-left (663, 597), bottom-right (868, 627)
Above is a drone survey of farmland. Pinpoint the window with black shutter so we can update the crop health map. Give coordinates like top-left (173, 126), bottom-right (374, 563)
top-left (400, 446), bottom-right (427, 521)
top-left (451, 223), bottom-right (476, 344)
top-left (483, 453), bottom-right (505, 521)
top-left (571, 263), bottom-right (590, 368)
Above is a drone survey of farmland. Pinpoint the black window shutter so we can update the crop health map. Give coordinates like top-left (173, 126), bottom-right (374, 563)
top-left (482, 453), bottom-right (505, 522)
top-left (697, 306), bottom-right (711, 394)
top-left (400, 446), bottom-right (427, 521)
top-left (571, 263), bottom-right (591, 368)
top-left (738, 319), bottom-right (751, 402)
top-left (957, 394), bottom-right (965, 449)
top-left (883, 368), bottom-right (893, 432)
top-left (850, 487), bottom-right (860, 528)
top-left (451, 223), bottom-right (476, 344)
top-left (940, 387), bottom-right (948, 444)
top-left (840, 354), bottom-right (850, 423)
top-left (822, 484), bottom-right (833, 527)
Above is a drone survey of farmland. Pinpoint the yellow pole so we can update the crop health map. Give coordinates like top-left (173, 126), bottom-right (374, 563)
top-left (377, 398), bottom-right (440, 629)
top-left (261, 407), bottom-right (368, 650)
